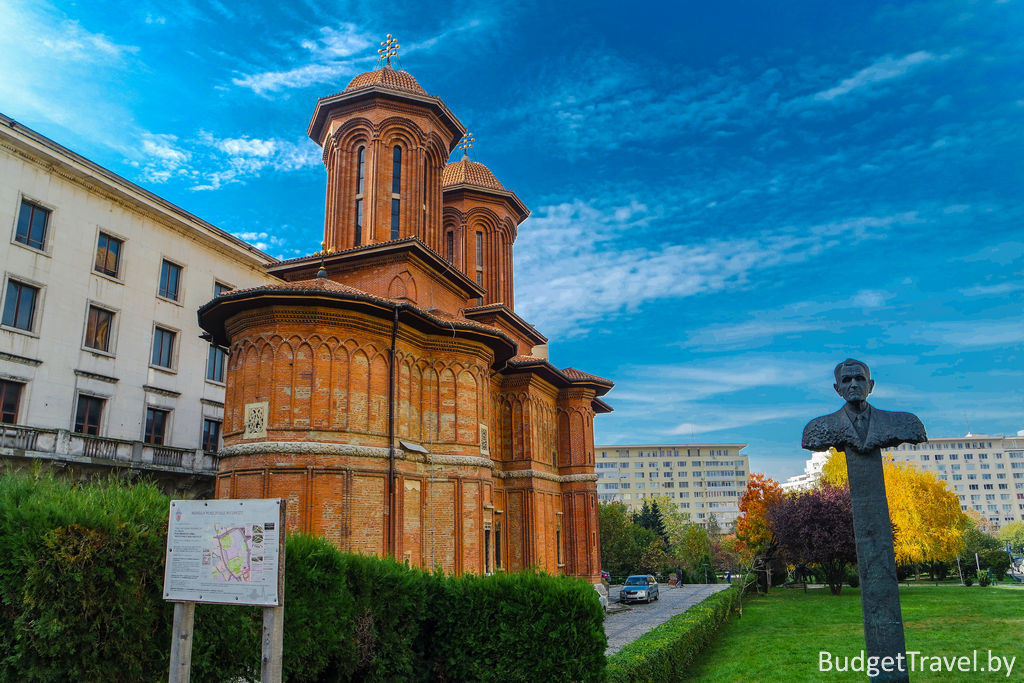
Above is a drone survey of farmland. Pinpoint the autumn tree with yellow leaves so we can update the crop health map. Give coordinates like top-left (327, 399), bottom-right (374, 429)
top-left (822, 448), bottom-right (967, 572)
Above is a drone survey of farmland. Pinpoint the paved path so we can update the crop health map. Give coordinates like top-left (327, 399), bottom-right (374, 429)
top-left (604, 583), bottom-right (732, 656)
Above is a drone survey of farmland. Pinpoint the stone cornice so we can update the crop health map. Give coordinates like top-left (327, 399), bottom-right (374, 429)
top-left (218, 441), bottom-right (494, 470)
top-left (494, 469), bottom-right (599, 483)
top-left (215, 442), bottom-right (598, 483)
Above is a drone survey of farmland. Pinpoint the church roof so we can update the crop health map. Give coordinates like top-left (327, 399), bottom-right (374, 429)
top-left (561, 367), bottom-right (614, 386)
top-left (442, 157), bottom-right (505, 191)
top-left (198, 277), bottom-right (515, 360)
top-left (505, 356), bottom-right (614, 395)
top-left (344, 67), bottom-right (426, 95)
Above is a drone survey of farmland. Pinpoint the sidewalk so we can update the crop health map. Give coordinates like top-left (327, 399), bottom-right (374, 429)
top-left (604, 583), bottom-right (732, 655)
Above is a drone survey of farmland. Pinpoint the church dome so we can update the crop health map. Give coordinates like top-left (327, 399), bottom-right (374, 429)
top-left (442, 157), bottom-right (505, 191)
top-left (344, 67), bottom-right (426, 95)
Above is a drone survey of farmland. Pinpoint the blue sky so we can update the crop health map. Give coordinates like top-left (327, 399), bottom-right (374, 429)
top-left (2, 0), bottom-right (1022, 479)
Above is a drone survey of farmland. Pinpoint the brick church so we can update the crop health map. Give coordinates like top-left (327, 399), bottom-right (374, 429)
top-left (198, 40), bottom-right (612, 581)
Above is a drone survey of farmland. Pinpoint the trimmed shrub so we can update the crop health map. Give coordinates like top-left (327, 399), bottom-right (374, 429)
top-left (978, 570), bottom-right (992, 587)
top-left (280, 534), bottom-right (357, 682)
top-left (964, 575), bottom-right (974, 587)
top-left (846, 567), bottom-right (860, 588)
top-left (429, 570), bottom-right (606, 682)
top-left (0, 472), bottom-right (608, 682)
top-left (342, 552), bottom-right (433, 682)
top-left (606, 587), bottom-right (737, 682)
top-left (981, 550), bottom-right (1011, 581)
top-left (0, 473), bottom-right (175, 682)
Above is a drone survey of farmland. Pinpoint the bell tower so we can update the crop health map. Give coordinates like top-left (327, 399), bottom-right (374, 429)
top-left (307, 35), bottom-right (464, 254)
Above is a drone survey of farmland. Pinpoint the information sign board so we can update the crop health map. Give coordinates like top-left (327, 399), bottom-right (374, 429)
top-left (163, 498), bottom-right (284, 606)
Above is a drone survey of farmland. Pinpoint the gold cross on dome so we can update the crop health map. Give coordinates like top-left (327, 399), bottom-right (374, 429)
top-left (378, 34), bottom-right (400, 67)
top-left (458, 132), bottom-right (475, 158)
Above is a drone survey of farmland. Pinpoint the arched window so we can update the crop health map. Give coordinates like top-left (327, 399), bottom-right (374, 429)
top-left (475, 231), bottom-right (484, 304)
top-left (422, 157), bottom-right (429, 233)
top-left (446, 230), bottom-right (454, 263)
top-left (354, 146), bottom-right (365, 246)
top-left (391, 146), bottom-right (402, 240)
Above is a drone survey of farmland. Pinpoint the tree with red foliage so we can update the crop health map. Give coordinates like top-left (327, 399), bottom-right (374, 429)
top-left (735, 473), bottom-right (784, 591)
top-left (768, 486), bottom-right (857, 595)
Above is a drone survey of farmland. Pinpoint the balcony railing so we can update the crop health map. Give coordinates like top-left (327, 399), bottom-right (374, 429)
top-left (0, 424), bottom-right (217, 476)
top-left (0, 423), bottom-right (41, 450)
top-left (81, 436), bottom-right (124, 460)
top-left (153, 447), bottom-right (183, 467)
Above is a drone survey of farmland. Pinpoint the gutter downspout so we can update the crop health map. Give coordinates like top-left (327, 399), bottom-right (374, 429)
top-left (387, 305), bottom-right (399, 557)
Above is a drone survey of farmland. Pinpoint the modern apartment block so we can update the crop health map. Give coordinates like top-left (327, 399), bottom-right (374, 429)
top-left (780, 451), bottom-right (829, 492)
top-left (886, 432), bottom-right (1024, 530)
top-left (595, 443), bottom-right (749, 529)
top-left (0, 113), bottom-right (276, 496)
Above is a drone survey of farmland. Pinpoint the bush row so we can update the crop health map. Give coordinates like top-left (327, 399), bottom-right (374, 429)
top-left (0, 472), bottom-right (606, 682)
top-left (606, 586), bottom-right (738, 682)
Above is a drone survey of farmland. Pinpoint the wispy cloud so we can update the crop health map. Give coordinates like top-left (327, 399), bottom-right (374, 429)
top-left (811, 51), bottom-right (948, 102)
top-left (232, 24), bottom-right (375, 95)
top-left (959, 281), bottom-right (1024, 297)
top-left (668, 406), bottom-right (814, 437)
top-left (230, 230), bottom-right (289, 254)
top-left (124, 130), bottom-right (320, 189)
top-left (515, 198), bottom-right (922, 337)
top-left (135, 133), bottom-right (191, 183)
top-left (190, 132), bottom-right (321, 190)
top-left (900, 320), bottom-right (1024, 349)
top-left (39, 18), bottom-right (139, 61)
top-left (614, 358), bottom-right (824, 404)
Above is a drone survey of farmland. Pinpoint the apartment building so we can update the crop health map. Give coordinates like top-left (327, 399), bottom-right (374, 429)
top-left (595, 443), bottom-right (749, 529)
top-left (886, 432), bottom-right (1024, 530)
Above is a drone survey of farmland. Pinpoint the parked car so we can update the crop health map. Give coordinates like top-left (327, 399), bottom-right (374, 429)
top-left (619, 575), bottom-right (659, 603)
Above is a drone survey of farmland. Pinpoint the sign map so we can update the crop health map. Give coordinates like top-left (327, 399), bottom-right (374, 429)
top-left (163, 498), bottom-right (283, 606)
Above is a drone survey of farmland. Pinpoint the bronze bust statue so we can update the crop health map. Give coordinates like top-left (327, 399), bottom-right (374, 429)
top-left (802, 359), bottom-right (926, 453)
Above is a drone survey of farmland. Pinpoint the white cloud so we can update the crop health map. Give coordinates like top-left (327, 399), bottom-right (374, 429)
top-left (38, 19), bottom-right (138, 61)
top-left (668, 406), bottom-right (814, 436)
top-left (232, 23), bottom-right (375, 95)
top-left (613, 357), bottom-right (824, 405)
top-left (136, 133), bottom-right (191, 183)
top-left (903, 320), bottom-right (1024, 348)
top-left (812, 51), bottom-right (946, 102)
top-left (850, 289), bottom-right (893, 309)
top-left (959, 282), bottom-right (1024, 297)
top-left (300, 25), bottom-right (374, 58)
top-left (677, 321), bottom-right (827, 351)
top-left (233, 62), bottom-right (362, 96)
top-left (514, 198), bottom-right (921, 337)
top-left (189, 133), bottom-right (321, 190)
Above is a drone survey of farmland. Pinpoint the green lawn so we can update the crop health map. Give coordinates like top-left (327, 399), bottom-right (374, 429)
top-left (684, 585), bottom-right (1024, 682)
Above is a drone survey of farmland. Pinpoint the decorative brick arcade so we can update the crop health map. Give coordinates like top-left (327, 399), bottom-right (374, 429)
top-left (199, 47), bottom-right (612, 581)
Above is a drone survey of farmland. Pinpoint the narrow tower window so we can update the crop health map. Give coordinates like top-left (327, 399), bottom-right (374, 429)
top-left (446, 231), bottom-right (454, 263)
top-left (391, 146), bottom-right (402, 240)
top-left (475, 232), bottom-right (484, 304)
top-left (354, 146), bottom-right (365, 247)
top-left (422, 157), bottom-right (428, 233)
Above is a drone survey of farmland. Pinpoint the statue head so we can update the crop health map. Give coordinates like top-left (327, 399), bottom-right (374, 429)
top-left (833, 358), bottom-right (874, 405)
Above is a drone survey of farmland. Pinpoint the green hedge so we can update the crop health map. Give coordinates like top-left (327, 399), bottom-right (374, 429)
top-left (429, 570), bottom-right (606, 682)
top-left (0, 472), bottom-right (606, 682)
top-left (0, 472), bottom-right (174, 682)
top-left (606, 587), bottom-right (738, 682)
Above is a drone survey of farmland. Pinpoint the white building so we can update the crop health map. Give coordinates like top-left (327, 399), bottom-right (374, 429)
top-left (0, 114), bottom-right (277, 495)
top-left (781, 451), bottom-right (830, 492)
top-left (886, 432), bottom-right (1024, 530)
top-left (595, 443), bottom-right (749, 529)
